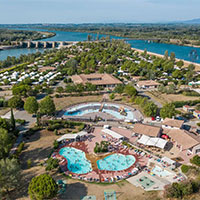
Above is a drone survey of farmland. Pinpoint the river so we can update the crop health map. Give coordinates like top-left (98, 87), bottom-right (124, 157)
top-left (0, 28), bottom-right (200, 64)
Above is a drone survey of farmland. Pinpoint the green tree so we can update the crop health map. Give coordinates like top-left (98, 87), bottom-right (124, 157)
top-left (190, 155), bottom-right (200, 167)
top-left (170, 52), bottom-right (176, 62)
top-left (28, 174), bottom-right (58, 200)
top-left (10, 108), bottom-right (15, 131)
top-left (0, 118), bottom-right (10, 131)
top-left (39, 96), bottom-right (55, 115)
top-left (0, 128), bottom-right (11, 159)
top-left (0, 158), bottom-right (21, 194)
top-left (124, 84), bottom-right (137, 97)
top-left (176, 60), bottom-right (184, 68)
top-left (56, 86), bottom-right (64, 95)
top-left (164, 50), bottom-right (168, 60)
top-left (8, 95), bottom-right (24, 109)
top-left (160, 103), bottom-right (176, 119)
top-left (143, 102), bottom-right (158, 117)
top-left (109, 93), bottom-right (115, 100)
top-left (24, 97), bottom-right (39, 115)
top-left (114, 84), bottom-right (125, 95)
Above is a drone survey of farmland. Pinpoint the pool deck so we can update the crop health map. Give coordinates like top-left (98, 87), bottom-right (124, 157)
top-left (127, 171), bottom-right (170, 191)
top-left (61, 102), bottom-right (143, 122)
top-left (54, 126), bottom-right (148, 183)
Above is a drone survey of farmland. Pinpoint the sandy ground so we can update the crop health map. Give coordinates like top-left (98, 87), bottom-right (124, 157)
top-left (9, 130), bottom-right (60, 200)
top-left (59, 178), bottom-right (161, 200)
top-left (132, 48), bottom-right (200, 71)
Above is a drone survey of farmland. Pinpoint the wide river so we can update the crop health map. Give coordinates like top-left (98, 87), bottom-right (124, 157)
top-left (0, 28), bottom-right (200, 64)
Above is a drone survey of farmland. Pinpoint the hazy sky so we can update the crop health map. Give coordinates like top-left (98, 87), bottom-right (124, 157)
top-left (0, 0), bottom-right (200, 24)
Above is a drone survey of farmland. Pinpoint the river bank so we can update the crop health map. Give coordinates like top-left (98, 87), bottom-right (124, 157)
top-left (132, 47), bottom-right (200, 71)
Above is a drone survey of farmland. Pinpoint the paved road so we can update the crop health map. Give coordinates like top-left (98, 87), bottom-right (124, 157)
top-left (2, 109), bottom-right (36, 128)
top-left (138, 91), bottom-right (163, 108)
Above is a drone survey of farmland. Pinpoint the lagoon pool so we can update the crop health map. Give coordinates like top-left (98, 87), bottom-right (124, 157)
top-left (97, 153), bottom-right (136, 171)
top-left (152, 165), bottom-right (172, 177)
top-left (64, 103), bottom-right (135, 120)
top-left (59, 147), bottom-right (92, 174)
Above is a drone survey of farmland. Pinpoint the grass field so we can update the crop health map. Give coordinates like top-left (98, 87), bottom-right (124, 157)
top-left (53, 95), bottom-right (103, 110)
top-left (146, 91), bottom-right (200, 105)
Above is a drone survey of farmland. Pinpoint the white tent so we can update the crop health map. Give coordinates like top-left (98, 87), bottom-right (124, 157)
top-left (146, 137), bottom-right (159, 146)
top-left (57, 134), bottom-right (77, 142)
top-left (156, 138), bottom-right (168, 149)
top-left (137, 135), bottom-right (167, 149)
top-left (102, 128), bottom-right (124, 139)
top-left (77, 131), bottom-right (88, 137)
top-left (137, 135), bottom-right (150, 145)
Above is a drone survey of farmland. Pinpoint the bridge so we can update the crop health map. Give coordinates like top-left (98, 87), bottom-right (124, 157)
top-left (10, 41), bottom-right (77, 49)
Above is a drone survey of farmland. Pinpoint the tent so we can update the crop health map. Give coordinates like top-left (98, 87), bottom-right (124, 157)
top-left (57, 134), bottom-right (77, 142)
top-left (137, 135), bottom-right (150, 145)
top-left (156, 138), bottom-right (168, 149)
top-left (137, 135), bottom-right (167, 149)
top-left (77, 131), bottom-right (88, 137)
top-left (102, 129), bottom-right (124, 140)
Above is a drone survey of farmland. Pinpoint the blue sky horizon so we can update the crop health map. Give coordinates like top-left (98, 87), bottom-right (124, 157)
top-left (0, 0), bottom-right (200, 24)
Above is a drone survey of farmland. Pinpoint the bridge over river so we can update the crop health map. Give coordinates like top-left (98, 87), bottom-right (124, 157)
top-left (9, 41), bottom-right (77, 49)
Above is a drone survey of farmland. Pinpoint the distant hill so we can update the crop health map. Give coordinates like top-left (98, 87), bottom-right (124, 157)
top-left (183, 18), bottom-right (200, 24)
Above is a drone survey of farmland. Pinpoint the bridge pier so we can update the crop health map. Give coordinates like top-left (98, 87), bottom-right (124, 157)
top-left (43, 42), bottom-right (47, 48)
top-left (27, 41), bottom-right (31, 48)
top-left (35, 41), bottom-right (39, 48)
top-left (52, 42), bottom-right (56, 48)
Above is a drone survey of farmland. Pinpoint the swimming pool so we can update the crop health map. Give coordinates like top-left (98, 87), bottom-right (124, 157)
top-left (64, 103), bottom-right (135, 120)
top-left (152, 165), bottom-right (172, 177)
top-left (97, 153), bottom-right (136, 171)
top-left (59, 147), bottom-right (92, 174)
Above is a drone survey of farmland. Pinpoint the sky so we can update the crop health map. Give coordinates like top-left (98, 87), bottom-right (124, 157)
top-left (0, 0), bottom-right (200, 24)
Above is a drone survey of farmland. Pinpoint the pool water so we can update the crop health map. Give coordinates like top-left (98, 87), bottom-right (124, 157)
top-left (97, 153), bottom-right (136, 171)
top-left (64, 103), bottom-right (135, 120)
top-left (59, 147), bottom-right (92, 174)
top-left (152, 165), bottom-right (172, 177)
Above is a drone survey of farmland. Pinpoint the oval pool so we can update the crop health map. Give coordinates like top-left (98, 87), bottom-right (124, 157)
top-left (59, 147), bottom-right (92, 174)
top-left (64, 103), bottom-right (135, 120)
top-left (97, 153), bottom-right (136, 171)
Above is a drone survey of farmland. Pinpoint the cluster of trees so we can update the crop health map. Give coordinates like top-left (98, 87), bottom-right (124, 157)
top-left (49, 23), bottom-right (200, 46)
top-left (133, 96), bottom-right (158, 117)
top-left (0, 114), bottom-right (21, 196)
top-left (94, 141), bottom-right (110, 153)
top-left (190, 155), bottom-right (200, 167)
top-left (65, 83), bottom-right (98, 94)
top-left (0, 29), bottom-right (47, 45)
top-left (165, 181), bottom-right (199, 199)
top-left (160, 103), bottom-right (176, 119)
top-left (57, 40), bottom-right (131, 76)
top-left (0, 51), bottom-right (42, 69)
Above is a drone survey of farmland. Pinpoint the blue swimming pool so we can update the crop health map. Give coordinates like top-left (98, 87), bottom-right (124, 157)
top-left (97, 153), bottom-right (136, 171)
top-left (64, 103), bottom-right (135, 120)
top-left (152, 165), bottom-right (172, 177)
top-left (59, 147), bottom-right (92, 174)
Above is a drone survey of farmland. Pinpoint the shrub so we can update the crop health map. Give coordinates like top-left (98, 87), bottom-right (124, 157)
top-left (28, 174), bottom-right (58, 200)
top-left (45, 158), bottom-right (59, 171)
top-left (165, 181), bottom-right (197, 199)
top-left (16, 119), bottom-right (26, 125)
top-left (190, 155), bottom-right (200, 167)
top-left (17, 142), bottom-right (25, 155)
top-left (181, 165), bottom-right (190, 174)
top-left (27, 159), bottom-right (32, 169)
top-left (53, 140), bottom-right (59, 149)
